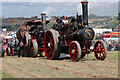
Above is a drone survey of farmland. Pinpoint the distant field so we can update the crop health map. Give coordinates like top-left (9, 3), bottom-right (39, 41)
top-left (1, 51), bottom-right (118, 78)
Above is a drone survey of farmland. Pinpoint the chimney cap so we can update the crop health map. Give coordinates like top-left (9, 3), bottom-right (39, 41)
top-left (81, 1), bottom-right (88, 4)
top-left (41, 13), bottom-right (46, 16)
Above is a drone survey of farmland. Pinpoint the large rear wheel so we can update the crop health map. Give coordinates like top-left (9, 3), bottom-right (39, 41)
top-left (94, 40), bottom-right (107, 60)
top-left (29, 39), bottom-right (38, 58)
top-left (69, 41), bottom-right (81, 62)
top-left (44, 30), bottom-right (60, 60)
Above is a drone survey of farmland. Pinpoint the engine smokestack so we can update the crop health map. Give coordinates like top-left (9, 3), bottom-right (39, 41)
top-left (81, 1), bottom-right (88, 27)
top-left (41, 13), bottom-right (46, 31)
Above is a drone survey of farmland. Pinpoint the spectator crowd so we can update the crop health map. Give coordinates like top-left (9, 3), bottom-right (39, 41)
top-left (104, 39), bottom-right (120, 51)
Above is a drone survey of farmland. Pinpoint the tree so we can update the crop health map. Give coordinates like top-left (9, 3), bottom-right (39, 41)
top-left (105, 19), bottom-right (119, 29)
top-left (89, 13), bottom-right (97, 19)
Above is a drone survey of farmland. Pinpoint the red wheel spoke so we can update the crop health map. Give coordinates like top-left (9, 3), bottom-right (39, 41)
top-left (46, 40), bottom-right (49, 44)
top-left (44, 31), bottom-right (60, 60)
top-left (75, 54), bottom-right (77, 58)
top-left (94, 41), bottom-right (107, 60)
top-left (74, 54), bottom-right (76, 58)
top-left (99, 53), bottom-right (101, 57)
top-left (50, 39), bottom-right (54, 43)
top-left (100, 45), bottom-right (103, 49)
top-left (75, 49), bottom-right (78, 52)
top-left (48, 50), bottom-right (53, 56)
top-left (47, 35), bottom-right (51, 40)
top-left (50, 47), bottom-right (54, 51)
top-left (69, 42), bottom-right (80, 62)
top-left (101, 49), bottom-right (105, 52)
top-left (46, 47), bottom-right (50, 51)
top-left (73, 45), bottom-right (76, 49)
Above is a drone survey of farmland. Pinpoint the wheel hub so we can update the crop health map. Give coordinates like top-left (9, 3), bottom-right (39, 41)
top-left (48, 43), bottom-right (51, 47)
top-left (72, 49), bottom-right (75, 54)
top-left (98, 48), bottom-right (101, 52)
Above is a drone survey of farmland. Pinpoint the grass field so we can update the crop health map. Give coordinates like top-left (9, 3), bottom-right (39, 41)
top-left (1, 51), bottom-right (118, 78)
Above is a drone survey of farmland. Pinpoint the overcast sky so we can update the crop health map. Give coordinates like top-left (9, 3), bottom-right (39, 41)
top-left (1, 0), bottom-right (119, 18)
top-left (1, 0), bottom-right (120, 2)
top-left (118, 1), bottom-right (120, 12)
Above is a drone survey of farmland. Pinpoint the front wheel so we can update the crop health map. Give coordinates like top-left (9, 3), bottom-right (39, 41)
top-left (94, 40), bottom-right (107, 60)
top-left (69, 41), bottom-right (81, 62)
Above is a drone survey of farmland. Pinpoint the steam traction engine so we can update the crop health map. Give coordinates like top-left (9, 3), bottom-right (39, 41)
top-left (17, 13), bottom-right (49, 57)
top-left (44, 1), bottom-right (107, 61)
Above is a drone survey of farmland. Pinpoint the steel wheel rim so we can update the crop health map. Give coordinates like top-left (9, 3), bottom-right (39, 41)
top-left (6, 48), bottom-right (8, 56)
top-left (69, 42), bottom-right (79, 61)
top-left (94, 41), bottom-right (105, 60)
top-left (30, 42), bottom-right (34, 57)
top-left (44, 31), bottom-right (55, 59)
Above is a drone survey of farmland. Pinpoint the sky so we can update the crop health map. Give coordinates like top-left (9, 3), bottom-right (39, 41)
top-left (118, 1), bottom-right (120, 12)
top-left (1, 0), bottom-right (119, 18)
top-left (1, 0), bottom-right (120, 2)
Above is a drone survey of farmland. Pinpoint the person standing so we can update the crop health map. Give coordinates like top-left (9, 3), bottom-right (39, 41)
top-left (62, 16), bottom-right (68, 24)
top-left (1, 39), bottom-right (7, 57)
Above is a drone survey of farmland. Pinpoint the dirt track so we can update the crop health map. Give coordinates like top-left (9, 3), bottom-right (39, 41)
top-left (1, 51), bottom-right (118, 78)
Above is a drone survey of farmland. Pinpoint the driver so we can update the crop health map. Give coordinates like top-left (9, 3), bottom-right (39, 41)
top-left (56, 16), bottom-right (63, 23)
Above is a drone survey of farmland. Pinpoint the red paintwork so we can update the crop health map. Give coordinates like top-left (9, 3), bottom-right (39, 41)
top-left (14, 52), bottom-right (18, 53)
top-left (3, 45), bottom-right (7, 49)
top-left (94, 41), bottom-right (105, 60)
top-left (99, 34), bottom-right (112, 38)
top-left (32, 37), bottom-right (36, 39)
top-left (69, 42), bottom-right (79, 61)
top-left (6, 48), bottom-right (9, 56)
top-left (65, 39), bottom-right (72, 46)
top-left (38, 48), bottom-right (44, 50)
top-left (30, 20), bottom-right (42, 23)
top-left (44, 31), bottom-right (54, 59)
top-left (64, 33), bottom-right (72, 46)
top-left (45, 23), bottom-right (106, 61)
top-left (11, 51), bottom-right (14, 56)
top-left (107, 32), bottom-right (120, 35)
top-left (10, 20), bottom-right (15, 22)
